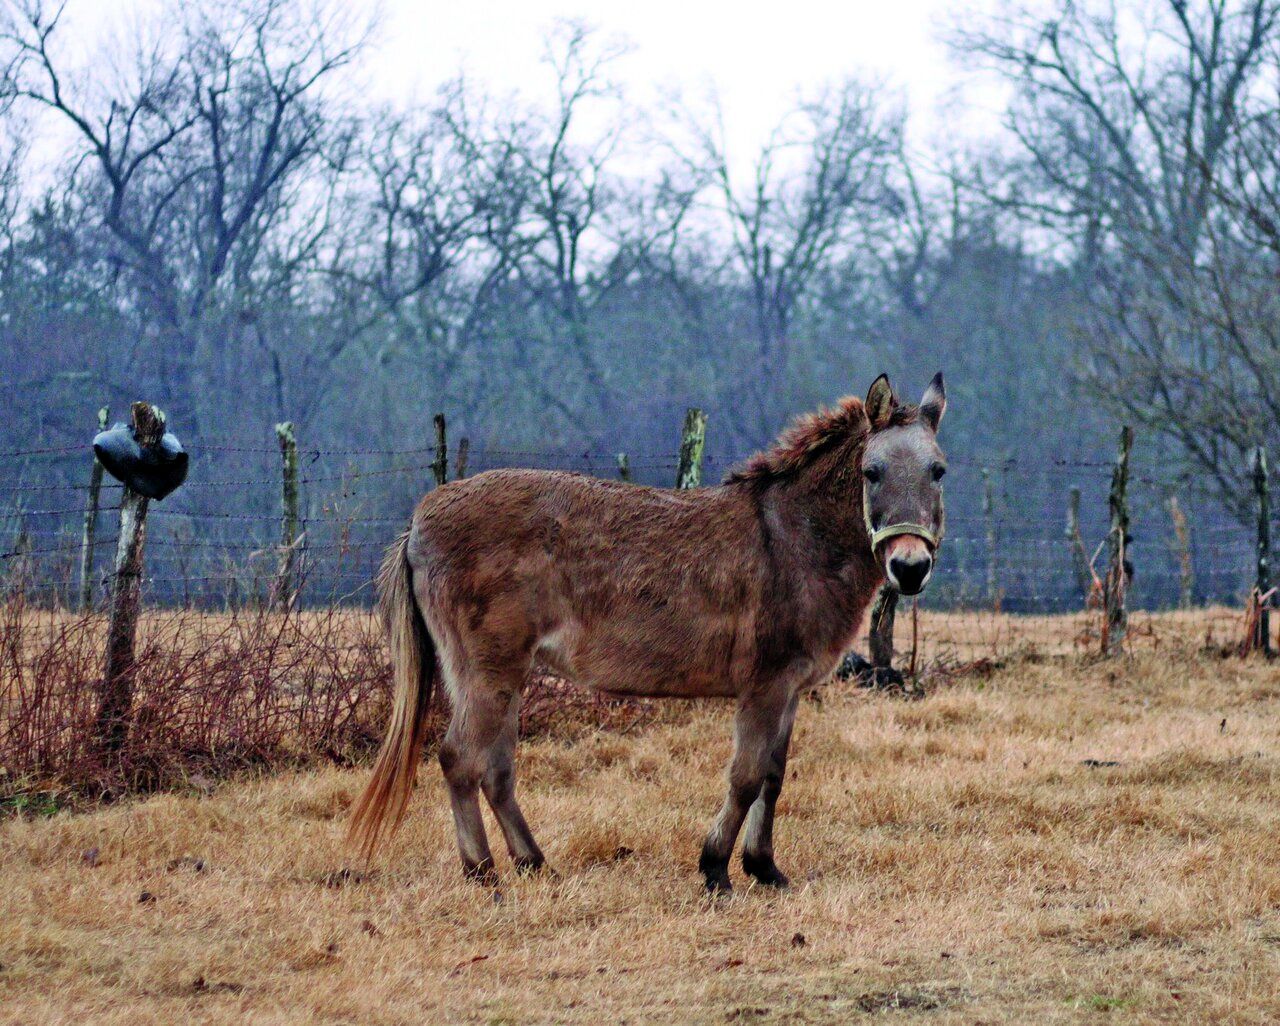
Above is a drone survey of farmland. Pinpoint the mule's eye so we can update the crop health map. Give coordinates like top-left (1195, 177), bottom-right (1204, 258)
top-left (863, 465), bottom-right (882, 484)
top-left (931, 463), bottom-right (947, 482)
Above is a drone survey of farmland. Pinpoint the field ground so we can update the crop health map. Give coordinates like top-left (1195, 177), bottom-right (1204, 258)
top-left (4, 609), bottom-right (1280, 1024)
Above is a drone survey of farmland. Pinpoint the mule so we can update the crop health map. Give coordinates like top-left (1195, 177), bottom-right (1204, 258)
top-left (348, 373), bottom-right (948, 892)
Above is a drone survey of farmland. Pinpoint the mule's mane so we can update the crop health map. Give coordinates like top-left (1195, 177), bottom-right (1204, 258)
top-left (726, 397), bottom-right (919, 486)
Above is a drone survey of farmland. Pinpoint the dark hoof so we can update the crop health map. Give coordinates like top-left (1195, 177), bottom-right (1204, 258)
top-left (742, 851), bottom-right (790, 889)
top-left (700, 842), bottom-right (733, 895)
top-left (463, 860), bottom-right (499, 888)
top-left (513, 855), bottom-right (553, 877)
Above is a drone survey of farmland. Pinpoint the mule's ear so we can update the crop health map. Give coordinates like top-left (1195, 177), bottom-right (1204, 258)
top-left (920, 371), bottom-right (946, 431)
top-left (865, 374), bottom-right (895, 429)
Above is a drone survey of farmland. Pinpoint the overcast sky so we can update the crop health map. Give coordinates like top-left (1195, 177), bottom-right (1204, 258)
top-left (46, 0), bottom-right (1009, 183)
top-left (370, 0), bottom-right (1005, 157)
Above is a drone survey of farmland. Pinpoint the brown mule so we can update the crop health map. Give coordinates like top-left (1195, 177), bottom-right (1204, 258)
top-left (348, 373), bottom-right (948, 892)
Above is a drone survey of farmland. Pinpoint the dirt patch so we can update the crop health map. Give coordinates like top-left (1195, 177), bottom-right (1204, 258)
top-left (854, 985), bottom-right (970, 1013)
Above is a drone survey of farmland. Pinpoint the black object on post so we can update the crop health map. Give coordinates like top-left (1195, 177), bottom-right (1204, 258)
top-left (93, 402), bottom-right (186, 763)
top-left (93, 415), bottom-right (188, 500)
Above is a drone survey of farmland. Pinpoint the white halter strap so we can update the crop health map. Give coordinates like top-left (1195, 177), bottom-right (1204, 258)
top-left (863, 481), bottom-right (942, 552)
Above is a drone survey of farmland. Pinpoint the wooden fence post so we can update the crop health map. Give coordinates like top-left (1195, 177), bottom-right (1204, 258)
top-left (675, 408), bottom-right (707, 489)
top-left (431, 413), bottom-right (448, 487)
top-left (868, 584), bottom-right (898, 672)
top-left (1166, 493), bottom-right (1193, 610)
top-left (1102, 425), bottom-right (1133, 657)
top-left (983, 468), bottom-right (998, 608)
top-left (616, 453), bottom-right (631, 482)
top-left (274, 421), bottom-right (300, 609)
top-left (1253, 445), bottom-right (1271, 655)
top-left (455, 437), bottom-right (470, 480)
top-left (78, 404), bottom-right (109, 610)
top-left (1065, 484), bottom-right (1090, 603)
top-left (5, 522), bottom-right (31, 597)
top-left (94, 402), bottom-right (165, 758)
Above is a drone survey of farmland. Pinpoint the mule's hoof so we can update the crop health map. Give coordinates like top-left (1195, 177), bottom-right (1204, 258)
top-left (700, 844), bottom-right (733, 895)
top-left (704, 873), bottom-right (733, 896)
top-left (742, 852), bottom-right (790, 888)
top-left (463, 860), bottom-right (499, 888)
top-left (514, 855), bottom-right (554, 877)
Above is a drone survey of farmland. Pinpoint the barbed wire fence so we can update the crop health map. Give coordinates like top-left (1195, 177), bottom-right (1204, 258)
top-left (6, 409), bottom-right (1273, 798)
top-left (0, 407), bottom-right (1275, 786)
top-left (0, 415), bottom-right (1270, 648)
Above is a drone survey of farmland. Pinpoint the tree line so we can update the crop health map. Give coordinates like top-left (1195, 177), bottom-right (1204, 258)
top-left (1, 0), bottom-right (1278, 537)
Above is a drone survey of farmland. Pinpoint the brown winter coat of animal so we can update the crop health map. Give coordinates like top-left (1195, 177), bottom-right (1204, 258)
top-left (349, 373), bottom-right (948, 892)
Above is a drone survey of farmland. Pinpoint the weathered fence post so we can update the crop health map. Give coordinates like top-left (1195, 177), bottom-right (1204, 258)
top-left (1253, 445), bottom-right (1272, 656)
top-left (982, 468), bottom-right (998, 608)
top-left (4, 522), bottom-right (31, 597)
top-left (94, 402), bottom-right (165, 758)
top-left (675, 408), bottom-right (707, 489)
top-left (431, 413), bottom-right (448, 487)
top-left (78, 404), bottom-right (109, 610)
top-left (455, 437), bottom-right (470, 480)
top-left (868, 584), bottom-right (898, 672)
top-left (1102, 425), bottom-right (1133, 657)
top-left (273, 421), bottom-right (300, 609)
top-left (1166, 493), bottom-right (1193, 610)
top-left (616, 453), bottom-right (631, 482)
top-left (1065, 484), bottom-right (1090, 603)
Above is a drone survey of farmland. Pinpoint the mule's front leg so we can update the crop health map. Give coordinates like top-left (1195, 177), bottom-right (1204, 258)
top-left (700, 690), bottom-right (795, 894)
top-left (740, 690), bottom-right (800, 887)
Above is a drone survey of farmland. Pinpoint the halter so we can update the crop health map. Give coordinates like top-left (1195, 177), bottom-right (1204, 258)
top-left (862, 480), bottom-right (942, 553)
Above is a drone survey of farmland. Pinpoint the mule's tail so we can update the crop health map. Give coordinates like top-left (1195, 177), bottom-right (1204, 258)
top-left (347, 528), bottom-right (435, 861)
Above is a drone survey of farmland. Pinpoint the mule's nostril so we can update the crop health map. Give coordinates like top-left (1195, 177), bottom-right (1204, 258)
top-left (888, 556), bottom-right (932, 595)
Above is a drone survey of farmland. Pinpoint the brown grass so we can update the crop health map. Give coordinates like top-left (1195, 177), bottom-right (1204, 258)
top-left (3, 609), bottom-right (1280, 1023)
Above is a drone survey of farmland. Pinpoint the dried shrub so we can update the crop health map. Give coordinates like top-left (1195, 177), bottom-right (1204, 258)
top-left (0, 600), bottom-right (391, 798)
top-left (0, 597), bottom-right (654, 805)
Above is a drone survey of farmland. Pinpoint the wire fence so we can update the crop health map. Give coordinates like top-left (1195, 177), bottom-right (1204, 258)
top-left (2, 427), bottom-right (1271, 796)
top-left (0, 431), bottom-right (1265, 615)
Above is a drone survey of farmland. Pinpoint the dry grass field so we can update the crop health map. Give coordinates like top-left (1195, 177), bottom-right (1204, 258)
top-left (4, 609), bottom-right (1280, 1024)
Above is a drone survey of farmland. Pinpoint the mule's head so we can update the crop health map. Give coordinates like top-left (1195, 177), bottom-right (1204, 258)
top-left (860, 373), bottom-right (947, 596)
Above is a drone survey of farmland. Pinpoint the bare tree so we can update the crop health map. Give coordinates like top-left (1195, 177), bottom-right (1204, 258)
top-left (453, 22), bottom-right (701, 445)
top-left (954, 0), bottom-right (1280, 516)
top-left (692, 78), bottom-right (902, 444)
top-left (321, 88), bottom-right (530, 436)
top-left (0, 0), bottom-right (369, 435)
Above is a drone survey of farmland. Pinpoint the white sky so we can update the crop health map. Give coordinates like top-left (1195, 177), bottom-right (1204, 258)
top-left (48, 0), bottom-right (1007, 176)
top-left (370, 0), bottom-right (1006, 158)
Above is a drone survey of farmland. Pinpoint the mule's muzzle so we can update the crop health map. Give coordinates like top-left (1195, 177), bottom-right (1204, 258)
top-left (886, 551), bottom-right (933, 596)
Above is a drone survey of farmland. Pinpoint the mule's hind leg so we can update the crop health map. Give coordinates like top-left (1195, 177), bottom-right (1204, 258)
top-left (700, 689), bottom-right (796, 894)
top-left (741, 690), bottom-right (800, 887)
top-left (480, 691), bottom-right (546, 874)
top-left (439, 659), bottom-right (546, 883)
top-left (438, 677), bottom-right (525, 884)
top-left (438, 700), bottom-right (500, 885)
